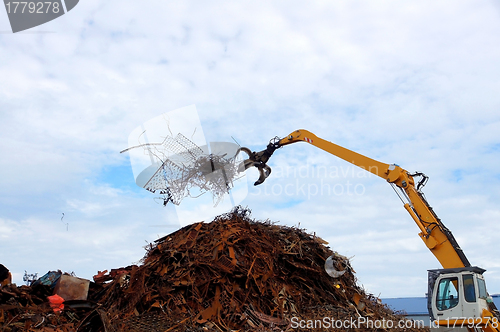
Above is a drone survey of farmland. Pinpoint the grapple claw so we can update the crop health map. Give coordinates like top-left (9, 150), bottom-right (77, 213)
top-left (237, 138), bottom-right (280, 186)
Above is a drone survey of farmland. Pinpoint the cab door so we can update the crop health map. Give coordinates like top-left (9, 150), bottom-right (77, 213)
top-left (433, 275), bottom-right (463, 321)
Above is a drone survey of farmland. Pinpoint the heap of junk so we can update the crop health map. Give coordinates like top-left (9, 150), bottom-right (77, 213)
top-left (0, 208), bottom-right (428, 332)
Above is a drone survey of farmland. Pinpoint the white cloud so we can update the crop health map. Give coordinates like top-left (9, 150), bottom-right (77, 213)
top-left (1, 0), bottom-right (500, 300)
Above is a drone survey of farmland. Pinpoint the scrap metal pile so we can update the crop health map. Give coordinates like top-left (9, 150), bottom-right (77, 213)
top-left (1, 208), bottom-right (428, 331)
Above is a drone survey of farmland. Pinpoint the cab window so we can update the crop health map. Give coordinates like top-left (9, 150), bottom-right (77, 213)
top-left (436, 277), bottom-right (459, 310)
top-left (477, 278), bottom-right (488, 300)
top-left (462, 274), bottom-right (476, 303)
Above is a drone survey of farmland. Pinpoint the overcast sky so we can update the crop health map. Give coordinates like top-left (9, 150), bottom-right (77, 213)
top-left (1, 1), bottom-right (500, 299)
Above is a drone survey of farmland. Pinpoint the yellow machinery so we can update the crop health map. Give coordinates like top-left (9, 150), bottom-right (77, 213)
top-left (240, 129), bottom-right (500, 331)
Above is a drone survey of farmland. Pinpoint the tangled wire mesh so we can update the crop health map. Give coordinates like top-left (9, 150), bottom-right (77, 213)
top-left (122, 133), bottom-right (244, 206)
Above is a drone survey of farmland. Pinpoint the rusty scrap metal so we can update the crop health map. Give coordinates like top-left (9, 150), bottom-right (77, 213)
top-left (1, 207), bottom-right (429, 331)
top-left (86, 207), bottom-right (426, 331)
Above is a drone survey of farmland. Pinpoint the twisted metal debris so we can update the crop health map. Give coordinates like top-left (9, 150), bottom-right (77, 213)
top-left (91, 207), bottom-right (427, 331)
top-left (0, 207), bottom-right (430, 331)
top-left (121, 133), bottom-right (244, 206)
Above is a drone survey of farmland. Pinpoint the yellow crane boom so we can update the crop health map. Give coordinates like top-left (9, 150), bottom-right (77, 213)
top-left (239, 129), bottom-right (499, 331)
top-left (278, 129), bottom-right (469, 270)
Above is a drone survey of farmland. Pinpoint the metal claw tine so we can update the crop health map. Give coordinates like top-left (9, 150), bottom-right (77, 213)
top-left (237, 147), bottom-right (253, 158)
top-left (238, 141), bottom-right (279, 185)
top-left (254, 165), bottom-right (272, 186)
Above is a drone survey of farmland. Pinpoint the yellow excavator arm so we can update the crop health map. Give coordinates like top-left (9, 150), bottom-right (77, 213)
top-left (280, 130), bottom-right (469, 269)
top-left (239, 129), bottom-right (499, 331)
top-left (243, 129), bottom-right (469, 269)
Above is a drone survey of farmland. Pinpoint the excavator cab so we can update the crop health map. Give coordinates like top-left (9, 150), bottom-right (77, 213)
top-left (428, 267), bottom-right (497, 328)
